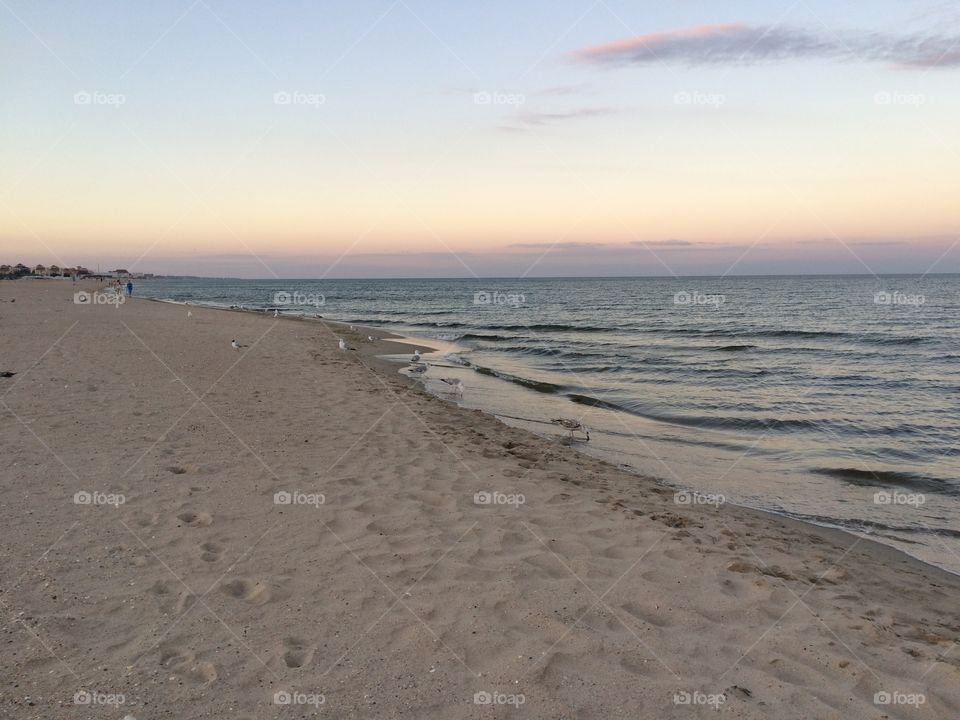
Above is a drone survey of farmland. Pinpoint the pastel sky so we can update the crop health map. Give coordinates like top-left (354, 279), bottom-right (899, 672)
top-left (2, 0), bottom-right (958, 278)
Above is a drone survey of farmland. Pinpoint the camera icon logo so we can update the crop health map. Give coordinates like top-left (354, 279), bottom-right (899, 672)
top-left (474, 491), bottom-right (492, 505)
top-left (673, 291), bottom-right (692, 305)
top-left (274, 690), bottom-right (292, 705)
top-left (473, 291), bottom-right (492, 305)
top-left (273, 91), bottom-right (292, 105)
top-left (74, 491), bottom-right (92, 505)
top-left (74, 291), bottom-right (91, 304)
top-left (474, 691), bottom-right (492, 704)
top-left (274, 491), bottom-right (292, 505)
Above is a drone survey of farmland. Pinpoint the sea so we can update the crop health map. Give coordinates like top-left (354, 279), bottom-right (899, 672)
top-left (136, 275), bottom-right (960, 574)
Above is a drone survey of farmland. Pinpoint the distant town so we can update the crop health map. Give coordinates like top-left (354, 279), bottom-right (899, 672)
top-left (0, 264), bottom-right (155, 280)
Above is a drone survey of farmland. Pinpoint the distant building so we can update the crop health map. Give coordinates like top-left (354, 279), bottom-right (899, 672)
top-left (49, 264), bottom-right (61, 276)
top-left (34, 264), bottom-right (47, 275)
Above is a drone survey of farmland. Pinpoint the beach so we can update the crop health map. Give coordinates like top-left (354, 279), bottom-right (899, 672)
top-left (2, 279), bottom-right (958, 719)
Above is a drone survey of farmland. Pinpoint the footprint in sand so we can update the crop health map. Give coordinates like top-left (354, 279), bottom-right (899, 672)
top-left (279, 636), bottom-right (316, 669)
top-left (199, 541), bottom-right (223, 562)
top-left (221, 578), bottom-right (291, 605)
top-left (159, 643), bottom-right (218, 685)
top-left (150, 580), bottom-right (197, 614)
top-left (177, 510), bottom-right (213, 527)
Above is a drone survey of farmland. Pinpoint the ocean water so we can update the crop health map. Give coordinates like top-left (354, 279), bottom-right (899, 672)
top-left (138, 276), bottom-right (960, 573)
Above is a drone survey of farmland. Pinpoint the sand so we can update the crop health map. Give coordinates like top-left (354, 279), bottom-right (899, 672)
top-left (1, 279), bottom-right (958, 719)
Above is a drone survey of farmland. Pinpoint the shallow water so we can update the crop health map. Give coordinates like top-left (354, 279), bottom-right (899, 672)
top-left (138, 275), bottom-right (960, 573)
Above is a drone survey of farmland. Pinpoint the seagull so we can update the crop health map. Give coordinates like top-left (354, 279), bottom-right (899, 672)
top-left (338, 338), bottom-right (347, 351)
top-left (350, 325), bottom-right (356, 331)
top-left (440, 378), bottom-right (464, 396)
top-left (412, 349), bottom-right (421, 362)
top-left (551, 418), bottom-right (590, 442)
top-left (273, 309), bottom-right (279, 317)
top-left (187, 310), bottom-right (192, 318)
top-left (407, 363), bottom-right (428, 374)
top-left (231, 339), bottom-right (240, 351)
top-left (368, 335), bottom-right (375, 342)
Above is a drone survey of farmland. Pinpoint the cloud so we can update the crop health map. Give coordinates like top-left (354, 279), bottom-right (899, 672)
top-left (502, 106), bottom-right (619, 131)
top-left (572, 23), bottom-right (960, 68)
top-left (509, 241), bottom-right (607, 249)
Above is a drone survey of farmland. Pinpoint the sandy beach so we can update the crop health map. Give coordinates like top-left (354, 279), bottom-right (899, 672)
top-left (2, 279), bottom-right (958, 719)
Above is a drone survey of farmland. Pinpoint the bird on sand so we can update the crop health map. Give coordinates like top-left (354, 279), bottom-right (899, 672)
top-left (187, 310), bottom-right (192, 318)
top-left (412, 349), bottom-right (421, 362)
top-left (338, 338), bottom-right (347, 351)
top-left (407, 363), bottom-right (427, 374)
top-left (274, 309), bottom-right (279, 317)
top-left (551, 418), bottom-right (589, 441)
top-left (231, 339), bottom-right (240, 351)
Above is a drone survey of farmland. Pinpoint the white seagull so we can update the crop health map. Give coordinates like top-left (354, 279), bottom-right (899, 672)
top-left (368, 335), bottom-right (375, 342)
top-left (551, 418), bottom-right (590, 442)
top-left (412, 349), bottom-right (421, 362)
top-left (231, 339), bottom-right (240, 351)
top-left (273, 309), bottom-right (279, 317)
top-left (187, 310), bottom-right (193, 318)
top-left (338, 338), bottom-right (347, 351)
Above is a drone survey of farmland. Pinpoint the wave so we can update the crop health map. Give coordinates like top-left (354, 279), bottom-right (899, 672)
top-left (813, 467), bottom-right (956, 494)
top-left (565, 394), bottom-right (825, 432)
top-left (459, 333), bottom-right (512, 341)
top-left (714, 344), bottom-right (757, 352)
top-left (472, 366), bottom-right (565, 394)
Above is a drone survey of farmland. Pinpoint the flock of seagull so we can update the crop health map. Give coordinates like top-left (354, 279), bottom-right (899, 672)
top-left (224, 311), bottom-right (587, 441)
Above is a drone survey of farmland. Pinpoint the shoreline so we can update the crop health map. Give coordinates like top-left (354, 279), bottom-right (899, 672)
top-left (141, 293), bottom-right (960, 581)
top-left (3, 279), bottom-right (958, 719)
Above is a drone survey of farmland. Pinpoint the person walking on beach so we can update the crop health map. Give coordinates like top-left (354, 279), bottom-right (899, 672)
top-left (126, 281), bottom-right (133, 296)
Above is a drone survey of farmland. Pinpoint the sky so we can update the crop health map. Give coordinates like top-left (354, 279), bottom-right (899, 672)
top-left (1, 0), bottom-right (958, 278)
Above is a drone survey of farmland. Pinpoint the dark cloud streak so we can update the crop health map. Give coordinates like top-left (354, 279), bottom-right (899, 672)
top-left (573, 23), bottom-right (960, 68)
